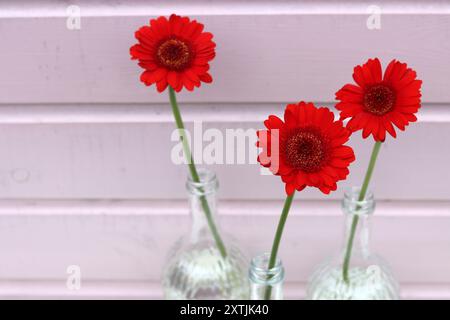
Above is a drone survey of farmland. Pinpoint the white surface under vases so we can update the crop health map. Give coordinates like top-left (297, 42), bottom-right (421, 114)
top-left (162, 169), bottom-right (249, 300)
top-left (307, 187), bottom-right (400, 300)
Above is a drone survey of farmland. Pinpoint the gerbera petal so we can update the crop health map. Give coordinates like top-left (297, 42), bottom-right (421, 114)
top-left (194, 32), bottom-right (214, 45)
top-left (367, 58), bottom-right (382, 83)
top-left (257, 102), bottom-right (355, 195)
top-left (284, 105), bottom-right (299, 128)
top-left (335, 90), bottom-right (364, 104)
top-left (305, 173), bottom-right (319, 185)
top-left (383, 59), bottom-right (397, 82)
top-left (362, 119), bottom-right (373, 139)
top-left (167, 71), bottom-right (180, 88)
top-left (377, 123), bottom-right (386, 141)
top-left (156, 78), bottom-right (168, 92)
top-left (264, 115), bottom-right (284, 130)
top-left (332, 146), bottom-right (355, 159)
top-left (388, 112), bottom-right (406, 131)
top-left (337, 58), bottom-right (421, 141)
top-left (304, 102), bottom-right (317, 124)
top-left (394, 69), bottom-right (417, 90)
top-left (184, 69), bottom-right (201, 86)
top-left (130, 44), bottom-right (151, 60)
top-left (337, 84), bottom-right (363, 96)
top-left (382, 116), bottom-right (397, 138)
top-left (397, 80), bottom-right (422, 97)
top-left (185, 20), bottom-right (204, 40)
top-left (169, 14), bottom-right (183, 35)
top-left (319, 172), bottom-right (335, 186)
top-left (140, 70), bottom-right (156, 86)
top-left (281, 174), bottom-right (296, 184)
top-left (298, 103), bottom-right (308, 124)
top-left (151, 16), bottom-right (170, 38)
top-left (285, 183), bottom-right (296, 195)
top-left (352, 65), bottom-right (366, 87)
top-left (181, 74), bottom-right (195, 91)
top-left (329, 158), bottom-right (351, 168)
top-left (396, 96), bottom-right (421, 106)
top-left (361, 62), bottom-right (374, 84)
top-left (296, 172), bottom-right (308, 186)
top-left (336, 102), bottom-right (363, 119)
top-left (319, 182), bottom-right (337, 195)
top-left (402, 113), bottom-right (418, 122)
top-left (322, 166), bottom-right (338, 178)
top-left (130, 14), bottom-right (215, 92)
top-left (199, 72), bottom-right (213, 83)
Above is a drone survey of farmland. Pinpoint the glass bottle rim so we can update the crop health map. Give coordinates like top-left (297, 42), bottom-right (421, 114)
top-left (249, 252), bottom-right (284, 285)
top-left (186, 168), bottom-right (218, 196)
top-left (342, 186), bottom-right (375, 216)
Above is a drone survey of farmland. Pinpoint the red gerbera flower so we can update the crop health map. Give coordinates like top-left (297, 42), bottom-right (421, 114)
top-left (336, 58), bottom-right (422, 141)
top-left (257, 102), bottom-right (355, 195)
top-left (130, 14), bottom-right (216, 92)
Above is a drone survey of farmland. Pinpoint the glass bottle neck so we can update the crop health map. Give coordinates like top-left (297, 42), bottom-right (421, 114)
top-left (341, 187), bottom-right (375, 258)
top-left (343, 212), bottom-right (371, 257)
top-left (249, 253), bottom-right (284, 300)
top-left (186, 169), bottom-right (220, 243)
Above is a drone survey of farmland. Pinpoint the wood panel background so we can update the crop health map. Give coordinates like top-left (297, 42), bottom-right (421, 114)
top-left (0, 0), bottom-right (449, 299)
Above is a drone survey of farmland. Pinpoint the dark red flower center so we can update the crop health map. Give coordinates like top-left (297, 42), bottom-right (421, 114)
top-left (363, 84), bottom-right (396, 116)
top-left (156, 38), bottom-right (192, 70)
top-left (284, 128), bottom-right (328, 173)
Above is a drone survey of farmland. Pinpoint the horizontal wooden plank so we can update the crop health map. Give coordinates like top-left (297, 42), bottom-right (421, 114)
top-left (0, 1), bottom-right (447, 300)
top-left (0, 4), bottom-right (449, 103)
top-left (2, 0), bottom-right (450, 18)
top-left (0, 113), bottom-right (448, 200)
top-left (0, 199), bottom-right (449, 286)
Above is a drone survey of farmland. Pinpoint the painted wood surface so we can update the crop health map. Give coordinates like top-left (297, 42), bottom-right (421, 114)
top-left (0, 0), bottom-right (449, 298)
top-left (0, 2), bottom-right (449, 104)
top-left (0, 199), bottom-right (448, 299)
top-left (0, 112), bottom-right (448, 200)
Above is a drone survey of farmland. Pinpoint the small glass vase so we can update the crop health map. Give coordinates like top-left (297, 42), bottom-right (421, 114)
top-left (307, 187), bottom-right (400, 300)
top-left (249, 253), bottom-right (284, 300)
top-left (162, 168), bottom-right (249, 299)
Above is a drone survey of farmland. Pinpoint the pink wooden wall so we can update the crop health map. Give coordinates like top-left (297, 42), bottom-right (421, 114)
top-left (0, 0), bottom-right (449, 299)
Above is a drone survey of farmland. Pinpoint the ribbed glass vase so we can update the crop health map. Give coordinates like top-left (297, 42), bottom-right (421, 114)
top-left (162, 169), bottom-right (249, 299)
top-left (307, 187), bottom-right (400, 300)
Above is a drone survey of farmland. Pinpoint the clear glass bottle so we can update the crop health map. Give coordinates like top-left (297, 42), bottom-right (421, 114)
top-left (307, 187), bottom-right (400, 300)
top-left (162, 168), bottom-right (249, 299)
top-left (249, 253), bottom-right (284, 300)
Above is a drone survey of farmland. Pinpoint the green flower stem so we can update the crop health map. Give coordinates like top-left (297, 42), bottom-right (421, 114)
top-left (342, 141), bottom-right (382, 283)
top-left (168, 86), bottom-right (227, 258)
top-left (264, 192), bottom-right (295, 300)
